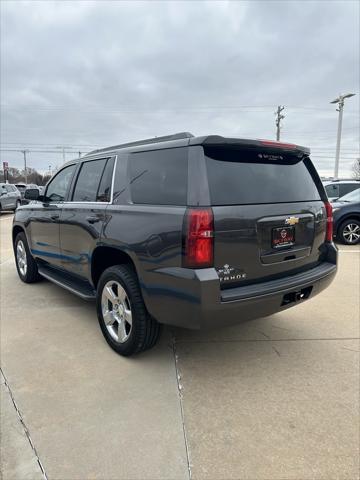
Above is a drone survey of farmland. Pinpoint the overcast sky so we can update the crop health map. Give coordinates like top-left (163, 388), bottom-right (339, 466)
top-left (1, 0), bottom-right (359, 177)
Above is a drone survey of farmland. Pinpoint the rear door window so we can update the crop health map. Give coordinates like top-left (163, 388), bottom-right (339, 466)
top-left (205, 148), bottom-right (321, 205)
top-left (340, 183), bottom-right (358, 197)
top-left (129, 148), bottom-right (188, 205)
top-left (72, 158), bottom-right (108, 202)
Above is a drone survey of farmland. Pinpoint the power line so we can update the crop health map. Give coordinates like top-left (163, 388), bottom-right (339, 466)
top-left (3, 103), bottom-right (358, 111)
top-left (0, 142), bottom-right (101, 147)
top-left (0, 149), bottom-right (91, 154)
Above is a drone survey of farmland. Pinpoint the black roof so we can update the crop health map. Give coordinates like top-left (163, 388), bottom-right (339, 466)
top-left (86, 132), bottom-right (194, 155)
top-left (81, 132), bottom-right (310, 158)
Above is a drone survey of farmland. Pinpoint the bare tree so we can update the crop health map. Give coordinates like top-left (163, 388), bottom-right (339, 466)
top-left (0, 167), bottom-right (51, 185)
top-left (352, 158), bottom-right (360, 180)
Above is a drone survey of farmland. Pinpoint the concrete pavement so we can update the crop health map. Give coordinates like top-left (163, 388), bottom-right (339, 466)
top-left (1, 212), bottom-right (359, 479)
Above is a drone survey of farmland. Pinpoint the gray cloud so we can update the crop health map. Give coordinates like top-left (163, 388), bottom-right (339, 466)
top-left (1, 0), bottom-right (359, 176)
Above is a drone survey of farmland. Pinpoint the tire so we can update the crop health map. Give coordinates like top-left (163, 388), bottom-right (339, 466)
top-left (96, 265), bottom-right (160, 356)
top-left (14, 232), bottom-right (41, 283)
top-left (338, 218), bottom-right (360, 245)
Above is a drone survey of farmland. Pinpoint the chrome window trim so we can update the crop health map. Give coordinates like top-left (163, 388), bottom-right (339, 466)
top-left (62, 155), bottom-right (118, 206)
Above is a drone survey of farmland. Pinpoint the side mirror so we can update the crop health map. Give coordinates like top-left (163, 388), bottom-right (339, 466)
top-left (24, 188), bottom-right (40, 201)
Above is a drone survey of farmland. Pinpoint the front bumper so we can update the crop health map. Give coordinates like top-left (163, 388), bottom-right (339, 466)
top-left (143, 245), bottom-right (337, 330)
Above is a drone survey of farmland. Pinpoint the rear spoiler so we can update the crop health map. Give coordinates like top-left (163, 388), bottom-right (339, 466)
top-left (190, 135), bottom-right (310, 156)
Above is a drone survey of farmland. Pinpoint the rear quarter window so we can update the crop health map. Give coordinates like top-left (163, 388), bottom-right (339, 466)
top-left (129, 148), bottom-right (188, 205)
top-left (204, 148), bottom-right (321, 205)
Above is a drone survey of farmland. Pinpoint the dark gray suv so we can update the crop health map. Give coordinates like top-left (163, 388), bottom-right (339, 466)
top-left (12, 133), bottom-right (337, 356)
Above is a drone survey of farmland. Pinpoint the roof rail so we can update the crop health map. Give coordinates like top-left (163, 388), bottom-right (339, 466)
top-left (86, 132), bottom-right (194, 155)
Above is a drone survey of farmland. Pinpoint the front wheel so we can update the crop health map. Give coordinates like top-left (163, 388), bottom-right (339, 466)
top-left (96, 265), bottom-right (160, 356)
top-left (338, 219), bottom-right (360, 245)
top-left (14, 232), bottom-right (41, 282)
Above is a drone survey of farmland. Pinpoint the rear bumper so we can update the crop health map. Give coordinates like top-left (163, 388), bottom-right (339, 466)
top-left (144, 244), bottom-right (337, 330)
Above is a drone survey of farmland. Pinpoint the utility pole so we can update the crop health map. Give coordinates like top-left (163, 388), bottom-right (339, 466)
top-left (330, 93), bottom-right (356, 179)
top-left (78, 151), bottom-right (81, 158)
top-left (56, 146), bottom-right (66, 163)
top-left (275, 105), bottom-right (285, 141)
top-left (22, 150), bottom-right (28, 184)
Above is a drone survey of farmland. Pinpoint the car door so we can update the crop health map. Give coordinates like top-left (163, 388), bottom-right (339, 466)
top-left (5, 185), bottom-right (16, 208)
top-left (9, 185), bottom-right (20, 206)
top-left (59, 156), bottom-right (115, 281)
top-left (27, 163), bottom-right (77, 268)
top-left (0, 185), bottom-right (10, 209)
top-left (340, 183), bottom-right (358, 198)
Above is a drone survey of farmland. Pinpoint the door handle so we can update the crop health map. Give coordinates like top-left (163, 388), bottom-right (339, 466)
top-left (51, 214), bottom-right (60, 220)
top-left (86, 215), bottom-right (101, 224)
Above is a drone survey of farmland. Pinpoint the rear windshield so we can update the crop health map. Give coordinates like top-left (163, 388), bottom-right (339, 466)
top-left (205, 147), bottom-right (321, 205)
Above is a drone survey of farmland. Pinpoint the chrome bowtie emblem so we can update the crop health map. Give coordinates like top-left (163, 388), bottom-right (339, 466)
top-left (285, 216), bottom-right (299, 226)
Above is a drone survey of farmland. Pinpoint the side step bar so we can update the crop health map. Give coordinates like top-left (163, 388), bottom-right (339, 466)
top-left (38, 265), bottom-right (96, 301)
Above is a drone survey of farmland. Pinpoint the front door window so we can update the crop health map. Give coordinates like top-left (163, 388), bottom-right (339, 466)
top-left (45, 164), bottom-right (76, 203)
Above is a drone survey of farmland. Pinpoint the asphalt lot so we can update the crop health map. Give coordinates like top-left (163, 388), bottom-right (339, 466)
top-left (1, 211), bottom-right (359, 480)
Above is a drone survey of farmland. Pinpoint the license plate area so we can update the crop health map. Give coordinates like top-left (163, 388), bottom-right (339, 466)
top-left (272, 226), bottom-right (295, 248)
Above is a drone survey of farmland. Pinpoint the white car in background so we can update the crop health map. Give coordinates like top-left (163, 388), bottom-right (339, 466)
top-left (323, 180), bottom-right (360, 202)
top-left (0, 183), bottom-right (22, 212)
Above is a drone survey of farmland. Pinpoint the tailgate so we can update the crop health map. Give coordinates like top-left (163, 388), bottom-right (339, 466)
top-left (203, 145), bottom-right (327, 287)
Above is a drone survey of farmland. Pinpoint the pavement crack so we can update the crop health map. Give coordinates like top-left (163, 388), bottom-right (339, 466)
top-left (171, 333), bottom-right (192, 480)
top-left (342, 347), bottom-right (359, 353)
top-left (257, 330), bottom-right (271, 340)
top-left (176, 337), bottom-right (360, 344)
top-left (272, 346), bottom-right (281, 357)
top-left (0, 367), bottom-right (48, 480)
top-left (269, 324), bottom-right (291, 332)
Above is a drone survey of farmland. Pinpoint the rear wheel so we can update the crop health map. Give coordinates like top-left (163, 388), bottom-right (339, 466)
top-left (14, 232), bottom-right (41, 282)
top-left (338, 219), bottom-right (360, 245)
top-left (96, 265), bottom-right (160, 356)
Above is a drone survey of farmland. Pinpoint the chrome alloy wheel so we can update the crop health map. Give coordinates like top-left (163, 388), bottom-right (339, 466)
top-left (16, 240), bottom-right (27, 276)
top-left (101, 281), bottom-right (133, 343)
top-left (343, 223), bottom-right (360, 244)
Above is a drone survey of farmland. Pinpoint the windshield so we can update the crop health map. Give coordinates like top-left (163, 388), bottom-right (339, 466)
top-left (337, 188), bottom-right (360, 202)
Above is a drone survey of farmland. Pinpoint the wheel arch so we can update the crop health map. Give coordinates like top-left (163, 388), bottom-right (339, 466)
top-left (336, 213), bottom-right (360, 236)
top-left (12, 225), bottom-right (26, 244)
top-left (91, 246), bottom-right (140, 288)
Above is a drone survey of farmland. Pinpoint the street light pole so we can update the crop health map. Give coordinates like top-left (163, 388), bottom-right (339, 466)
top-left (330, 93), bottom-right (356, 180)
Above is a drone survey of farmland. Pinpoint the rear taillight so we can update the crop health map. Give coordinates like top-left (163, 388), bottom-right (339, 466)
top-left (324, 201), bottom-right (333, 242)
top-left (183, 208), bottom-right (214, 268)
